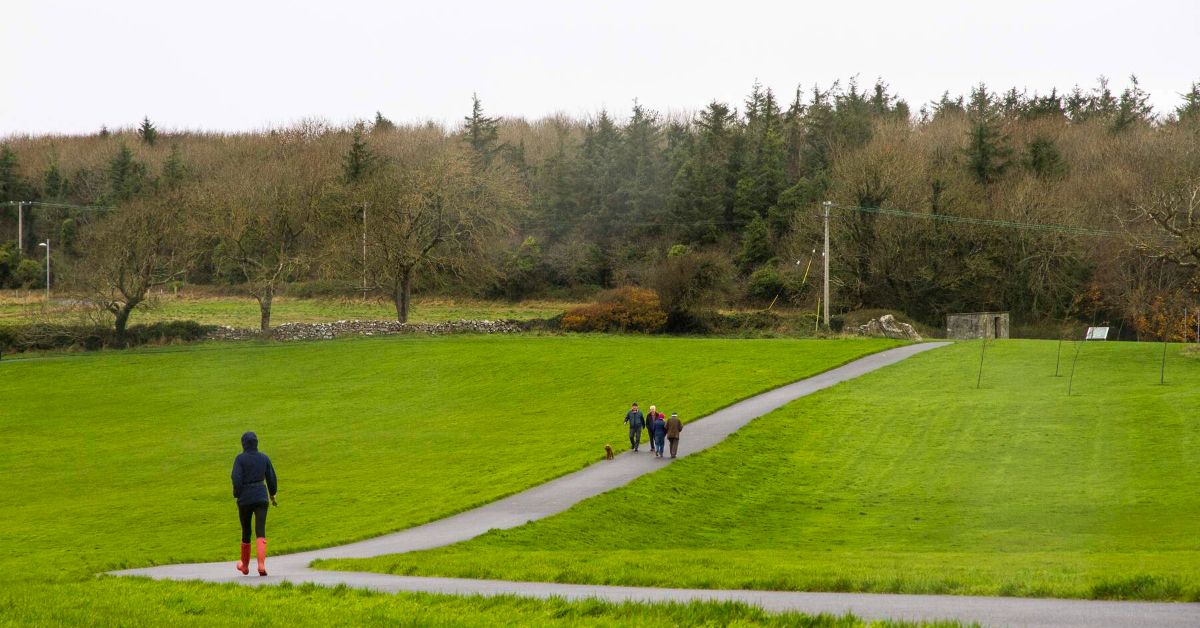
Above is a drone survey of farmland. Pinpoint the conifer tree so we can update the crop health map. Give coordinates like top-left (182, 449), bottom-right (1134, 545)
top-left (620, 102), bottom-right (666, 228)
top-left (931, 91), bottom-right (966, 120)
top-left (578, 110), bottom-right (623, 238)
top-left (537, 124), bottom-right (581, 241)
top-left (42, 159), bottom-right (66, 198)
top-left (0, 145), bottom-right (26, 202)
top-left (108, 144), bottom-right (146, 201)
top-left (1174, 82), bottom-right (1200, 124)
top-left (737, 213), bottom-right (772, 271)
top-left (783, 86), bottom-right (807, 179)
top-left (670, 101), bottom-right (736, 242)
top-left (138, 116), bottom-right (158, 146)
top-left (1024, 89), bottom-right (1066, 120)
top-left (1111, 75), bottom-right (1153, 132)
top-left (161, 144), bottom-right (187, 188)
top-left (963, 84), bottom-right (1012, 185)
top-left (373, 111), bottom-right (396, 132)
top-left (1024, 135), bottom-right (1066, 179)
top-left (461, 93), bottom-right (500, 163)
top-left (342, 122), bottom-right (377, 184)
top-left (798, 86), bottom-right (837, 176)
top-left (733, 87), bottom-right (786, 226)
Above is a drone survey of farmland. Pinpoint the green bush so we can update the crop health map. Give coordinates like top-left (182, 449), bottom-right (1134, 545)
top-left (14, 258), bottom-right (43, 289)
top-left (747, 265), bottom-right (785, 303)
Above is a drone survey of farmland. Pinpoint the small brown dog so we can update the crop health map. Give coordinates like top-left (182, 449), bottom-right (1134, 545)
top-left (604, 444), bottom-right (615, 460)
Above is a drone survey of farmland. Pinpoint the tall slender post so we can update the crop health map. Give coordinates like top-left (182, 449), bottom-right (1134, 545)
top-left (976, 338), bottom-right (988, 388)
top-left (361, 202), bottom-right (368, 298)
top-left (822, 201), bottom-right (831, 329)
top-left (1160, 339), bottom-right (1168, 385)
top-left (38, 239), bottom-right (50, 302)
top-left (1054, 335), bottom-right (1064, 377)
top-left (1067, 341), bottom-right (1082, 395)
top-left (17, 201), bottom-right (24, 252)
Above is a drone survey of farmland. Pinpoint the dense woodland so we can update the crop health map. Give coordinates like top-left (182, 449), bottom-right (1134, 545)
top-left (1, 76), bottom-right (1199, 338)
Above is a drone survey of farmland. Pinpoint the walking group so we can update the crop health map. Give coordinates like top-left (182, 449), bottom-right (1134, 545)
top-left (623, 402), bottom-right (684, 458)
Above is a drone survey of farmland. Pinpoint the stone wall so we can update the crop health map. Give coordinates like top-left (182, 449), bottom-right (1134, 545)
top-left (205, 319), bottom-right (526, 343)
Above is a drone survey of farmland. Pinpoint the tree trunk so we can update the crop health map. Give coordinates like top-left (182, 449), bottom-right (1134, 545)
top-left (256, 287), bottom-right (274, 332)
top-left (114, 302), bottom-right (137, 345)
top-left (394, 270), bottom-right (413, 323)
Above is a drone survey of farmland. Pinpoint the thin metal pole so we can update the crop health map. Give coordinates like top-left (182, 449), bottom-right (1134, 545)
top-left (1067, 341), bottom-right (1082, 395)
top-left (17, 201), bottom-right (24, 252)
top-left (976, 338), bottom-right (987, 388)
top-left (44, 239), bottom-right (50, 300)
top-left (822, 201), bottom-right (831, 329)
top-left (1160, 339), bottom-right (1168, 385)
top-left (1054, 335), bottom-right (1064, 377)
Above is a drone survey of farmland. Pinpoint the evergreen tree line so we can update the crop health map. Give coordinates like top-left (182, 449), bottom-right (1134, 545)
top-left (2, 77), bottom-right (1199, 337)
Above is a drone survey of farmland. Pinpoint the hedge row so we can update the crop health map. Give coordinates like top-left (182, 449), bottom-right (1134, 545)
top-left (0, 320), bottom-right (218, 355)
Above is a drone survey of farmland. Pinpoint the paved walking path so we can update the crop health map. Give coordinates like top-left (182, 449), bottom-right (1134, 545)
top-left (112, 342), bottom-right (1200, 627)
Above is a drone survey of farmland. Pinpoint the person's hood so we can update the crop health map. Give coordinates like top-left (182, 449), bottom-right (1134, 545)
top-left (241, 431), bottom-right (258, 452)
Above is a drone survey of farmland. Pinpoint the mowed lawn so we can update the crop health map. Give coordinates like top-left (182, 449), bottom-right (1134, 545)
top-left (0, 334), bottom-right (901, 625)
top-left (323, 340), bottom-right (1200, 601)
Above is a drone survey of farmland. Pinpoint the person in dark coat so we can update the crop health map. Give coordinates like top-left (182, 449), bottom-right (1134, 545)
top-left (649, 412), bottom-right (668, 458)
top-left (644, 406), bottom-right (664, 453)
top-left (231, 431), bottom-right (278, 576)
top-left (623, 403), bottom-right (645, 451)
top-left (665, 412), bottom-right (684, 458)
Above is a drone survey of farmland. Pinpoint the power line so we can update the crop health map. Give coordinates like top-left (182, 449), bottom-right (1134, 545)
top-left (827, 202), bottom-right (1123, 238)
top-left (3, 200), bottom-right (116, 211)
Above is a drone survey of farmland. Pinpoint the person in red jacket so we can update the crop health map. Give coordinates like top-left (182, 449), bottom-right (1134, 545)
top-left (231, 431), bottom-right (278, 576)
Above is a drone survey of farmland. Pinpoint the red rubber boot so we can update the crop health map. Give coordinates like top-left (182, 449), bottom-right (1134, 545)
top-left (256, 538), bottom-right (268, 576)
top-left (236, 542), bottom-right (251, 575)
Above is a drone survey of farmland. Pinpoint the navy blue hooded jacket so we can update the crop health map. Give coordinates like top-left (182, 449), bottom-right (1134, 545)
top-left (231, 432), bottom-right (278, 507)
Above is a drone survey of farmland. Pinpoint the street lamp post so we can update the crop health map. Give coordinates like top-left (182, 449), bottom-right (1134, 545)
top-left (37, 239), bottom-right (49, 302)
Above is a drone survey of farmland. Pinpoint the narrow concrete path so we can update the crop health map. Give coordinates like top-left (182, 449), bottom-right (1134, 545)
top-left (111, 341), bottom-right (1200, 627)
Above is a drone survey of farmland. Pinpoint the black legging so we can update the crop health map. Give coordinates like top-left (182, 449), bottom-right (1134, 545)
top-left (238, 503), bottom-right (268, 543)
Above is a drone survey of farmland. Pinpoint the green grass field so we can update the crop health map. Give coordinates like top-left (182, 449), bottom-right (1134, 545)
top-left (4, 580), bottom-right (949, 627)
top-left (0, 290), bottom-right (578, 328)
top-left (322, 340), bottom-right (1200, 602)
top-left (0, 334), bottom-right (899, 625)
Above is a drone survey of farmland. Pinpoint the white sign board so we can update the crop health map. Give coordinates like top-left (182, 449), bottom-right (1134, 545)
top-left (1085, 326), bottom-right (1110, 340)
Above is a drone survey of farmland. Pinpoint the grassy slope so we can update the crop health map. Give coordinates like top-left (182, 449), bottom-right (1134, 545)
top-left (324, 340), bottom-right (1200, 601)
top-left (3, 580), bottom-right (951, 627)
top-left (0, 292), bottom-right (578, 328)
top-left (0, 335), bottom-right (898, 624)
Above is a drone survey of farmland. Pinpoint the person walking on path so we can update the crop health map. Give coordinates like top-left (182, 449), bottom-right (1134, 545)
top-left (665, 412), bottom-right (683, 458)
top-left (645, 405), bottom-right (661, 453)
top-left (623, 403), bottom-right (645, 452)
top-left (231, 431), bottom-right (278, 576)
top-left (649, 412), bottom-right (668, 458)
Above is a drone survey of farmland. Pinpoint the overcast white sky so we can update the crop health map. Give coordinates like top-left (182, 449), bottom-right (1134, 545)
top-left (2, 0), bottom-right (1198, 135)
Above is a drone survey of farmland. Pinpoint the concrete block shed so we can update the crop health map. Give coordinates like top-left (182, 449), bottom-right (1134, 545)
top-left (946, 312), bottom-right (1010, 339)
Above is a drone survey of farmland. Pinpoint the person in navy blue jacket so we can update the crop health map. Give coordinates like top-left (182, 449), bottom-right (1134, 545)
top-left (231, 431), bottom-right (278, 576)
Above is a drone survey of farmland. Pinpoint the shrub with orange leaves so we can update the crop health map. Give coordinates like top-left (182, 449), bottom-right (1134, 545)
top-left (560, 287), bottom-right (667, 333)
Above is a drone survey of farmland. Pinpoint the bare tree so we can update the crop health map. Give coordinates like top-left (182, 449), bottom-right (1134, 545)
top-left (70, 194), bottom-right (194, 342)
top-left (209, 146), bottom-right (334, 331)
top-left (357, 140), bottom-right (521, 322)
top-left (1122, 132), bottom-right (1200, 268)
